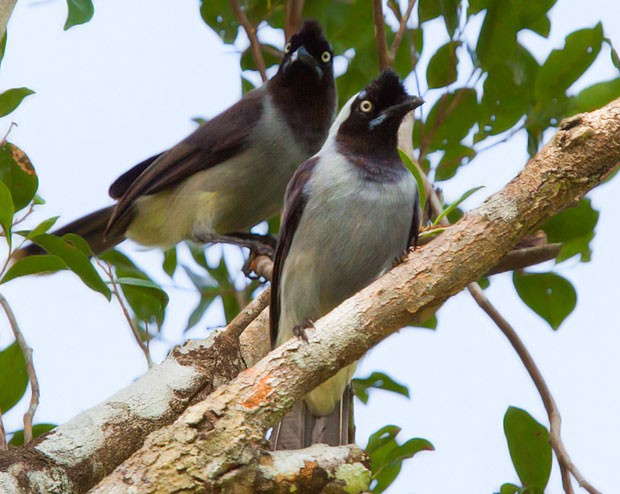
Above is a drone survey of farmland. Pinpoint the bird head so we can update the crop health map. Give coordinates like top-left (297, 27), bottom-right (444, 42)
top-left (335, 70), bottom-right (424, 158)
top-left (279, 21), bottom-right (334, 84)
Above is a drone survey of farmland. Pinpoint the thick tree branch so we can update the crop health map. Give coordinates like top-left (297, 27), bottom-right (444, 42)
top-left (88, 100), bottom-right (620, 493)
top-left (0, 0), bottom-right (17, 41)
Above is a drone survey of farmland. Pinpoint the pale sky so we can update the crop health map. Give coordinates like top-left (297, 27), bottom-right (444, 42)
top-left (1, 1), bottom-right (619, 492)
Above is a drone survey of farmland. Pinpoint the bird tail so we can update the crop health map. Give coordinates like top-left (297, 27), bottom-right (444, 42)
top-left (13, 206), bottom-right (122, 260)
top-left (271, 386), bottom-right (354, 450)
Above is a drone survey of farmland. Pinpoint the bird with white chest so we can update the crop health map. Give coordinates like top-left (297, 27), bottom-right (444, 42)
top-left (271, 70), bottom-right (424, 449)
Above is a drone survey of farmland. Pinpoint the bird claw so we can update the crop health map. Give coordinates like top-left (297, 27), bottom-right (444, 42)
top-left (293, 319), bottom-right (315, 342)
top-left (393, 248), bottom-right (411, 267)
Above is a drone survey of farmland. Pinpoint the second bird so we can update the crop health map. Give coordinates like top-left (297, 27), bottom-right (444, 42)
top-left (19, 21), bottom-right (336, 258)
top-left (271, 70), bottom-right (423, 449)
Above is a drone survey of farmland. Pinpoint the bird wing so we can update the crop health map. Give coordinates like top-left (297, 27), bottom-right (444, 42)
top-left (270, 156), bottom-right (319, 346)
top-left (108, 152), bottom-right (164, 199)
top-left (408, 186), bottom-right (420, 249)
top-left (105, 88), bottom-right (265, 237)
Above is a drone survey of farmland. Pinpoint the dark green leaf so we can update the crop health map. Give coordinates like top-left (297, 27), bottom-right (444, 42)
top-left (504, 407), bottom-right (552, 489)
top-left (435, 144), bottom-right (476, 181)
top-left (114, 277), bottom-right (164, 290)
top-left (9, 423), bottom-right (56, 446)
top-left (499, 483), bottom-right (521, 494)
top-left (605, 37), bottom-right (620, 71)
top-left (418, 0), bottom-right (460, 36)
top-left (0, 181), bottom-right (14, 244)
top-left (100, 250), bottom-right (168, 325)
top-left (0, 88), bottom-right (35, 117)
top-left (476, 0), bottom-right (519, 69)
top-left (31, 234), bottom-right (110, 299)
top-left (0, 143), bottom-right (38, 212)
top-left (0, 342), bottom-right (28, 412)
top-left (1, 255), bottom-right (67, 283)
top-left (240, 43), bottom-right (282, 73)
top-left (426, 41), bottom-right (461, 89)
top-left (477, 276), bottom-right (490, 289)
top-left (541, 198), bottom-right (598, 262)
top-left (513, 271), bottom-right (577, 330)
top-left (15, 216), bottom-right (59, 240)
top-left (352, 372), bottom-right (409, 405)
top-left (0, 32), bottom-right (6, 70)
top-left (162, 246), bottom-right (177, 278)
top-left (535, 24), bottom-right (604, 101)
top-left (64, 0), bottom-right (94, 30)
top-left (62, 233), bottom-right (93, 257)
top-left (517, 0), bottom-right (556, 36)
top-left (422, 88), bottom-right (478, 153)
top-left (570, 78), bottom-right (620, 114)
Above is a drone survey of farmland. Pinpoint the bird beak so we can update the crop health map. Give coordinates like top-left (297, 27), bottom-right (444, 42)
top-left (286, 45), bottom-right (323, 79)
top-left (370, 96), bottom-right (424, 129)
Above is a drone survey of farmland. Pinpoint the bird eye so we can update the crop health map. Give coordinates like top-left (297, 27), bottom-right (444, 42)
top-left (359, 100), bottom-right (373, 113)
top-left (285, 42), bottom-right (292, 54)
top-left (321, 51), bottom-right (332, 63)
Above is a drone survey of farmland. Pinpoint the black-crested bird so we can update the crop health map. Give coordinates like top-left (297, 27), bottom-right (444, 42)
top-left (270, 70), bottom-right (423, 449)
top-left (18, 21), bottom-right (336, 258)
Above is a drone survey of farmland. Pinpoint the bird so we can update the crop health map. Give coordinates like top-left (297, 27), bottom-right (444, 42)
top-left (270, 70), bottom-right (423, 450)
top-left (17, 20), bottom-right (336, 259)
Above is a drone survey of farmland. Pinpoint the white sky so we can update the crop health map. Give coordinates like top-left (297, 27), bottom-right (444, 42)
top-left (1, 1), bottom-right (619, 492)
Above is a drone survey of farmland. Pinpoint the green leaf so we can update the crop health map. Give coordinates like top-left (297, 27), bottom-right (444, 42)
top-left (570, 78), bottom-right (620, 114)
top-left (113, 277), bottom-right (165, 290)
top-left (240, 43), bottom-right (282, 73)
top-left (504, 407), bottom-right (552, 490)
top-left (605, 37), bottom-right (620, 71)
top-left (15, 216), bottom-right (59, 240)
top-left (31, 234), bottom-right (111, 299)
top-left (62, 233), bottom-right (94, 257)
top-left (426, 41), bottom-right (461, 89)
top-left (0, 88), bottom-right (35, 117)
top-left (435, 144), bottom-right (476, 181)
top-left (100, 250), bottom-right (168, 325)
top-left (535, 24), bottom-right (604, 101)
top-left (0, 143), bottom-right (39, 212)
top-left (9, 423), bottom-right (56, 446)
top-left (418, 0), bottom-right (461, 36)
top-left (162, 246), bottom-right (177, 278)
top-left (433, 186), bottom-right (484, 226)
top-left (476, 0), bottom-right (519, 69)
top-left (366, 425), bottom-right (433, 493)
top-left (499, 483), bottom-right (521, 494)
top-left (0, 180), bottom-right (14, 245)
top-left (513, 271), bottom-right (577, 330)
top-left (64, 0), bottom-right (94, 30)
top-left (410, 313), bottom-right (437, 330)
top-left (1, 255), bottom-right (67, 283)
top-left (422, 88), bottom-right (478, 153)
top-left (0, 32), bottom-right (7, 70)
top-left (0, 342), bottom-right (28, 412)
top-left (186, 294), bottom-right (217, 331)
top-left (352, 372), bottom-right (409, 405)
top-left (398, 150), bottom-right (426, 212)
top-left (541, 199), bottom-right (598, 262)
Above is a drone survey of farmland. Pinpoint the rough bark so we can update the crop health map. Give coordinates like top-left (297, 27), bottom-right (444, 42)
top-left (86, 101), bottom-right (620, 493)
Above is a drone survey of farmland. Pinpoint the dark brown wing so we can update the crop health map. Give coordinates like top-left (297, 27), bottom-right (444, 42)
top-left (408, 187), bottom-right (420, 248)
top-left (270, 156), bottom-right (319, 346)
top-left (105, 88), bottom-right (265, 237)
top-left (108, 152), bottom-right (164, 199)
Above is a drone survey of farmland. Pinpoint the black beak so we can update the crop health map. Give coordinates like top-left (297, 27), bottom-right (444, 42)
top-left (370, 96), bottom-right (424, 129)
top-left (284, 45), bottom-right (323, 78)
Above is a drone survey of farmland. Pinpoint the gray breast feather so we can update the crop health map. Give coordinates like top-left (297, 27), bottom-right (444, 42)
top-left (277, 153), bottom-right (416, 343)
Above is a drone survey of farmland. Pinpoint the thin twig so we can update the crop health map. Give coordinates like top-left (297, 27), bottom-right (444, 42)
top-left (284, 0), bottom-right (304, 40)
top-left (0, 293), bottom-right (39, 444)
top-left (229, 0), bottom-right (267, 82)
top-left (97, 261), bottom-right (152, 367)
top-left (0, 122), bottom-right (17, 147)
top-left (372, 0), bottom-right (390, 70)
top-left (388, 0), bottom-right (416, 63)
top-left (467, 284), bottom-right (600, 494)
top-left (0, 407), bottom-right (7, 450)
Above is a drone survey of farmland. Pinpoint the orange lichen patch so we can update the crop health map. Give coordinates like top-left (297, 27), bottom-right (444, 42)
top-left (9, 144), bottom-right (36, 175)
top-left (240, 375), bottom-right (273, 408)
top-left (299, 460), bottom-right (319, 480)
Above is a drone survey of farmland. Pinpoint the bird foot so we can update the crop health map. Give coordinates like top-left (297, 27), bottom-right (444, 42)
top-left (393, 247), bottom-right (411, 267)
top-left (292, 319), bottom-right (315, 342)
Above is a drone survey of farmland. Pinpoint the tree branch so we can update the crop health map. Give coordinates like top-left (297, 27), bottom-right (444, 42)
top-left (87, 100), bottom-right (620, 493)
top-left (284, 0), bottom-right (304, 40)
top-left (229, 0), bottom-right (267, 82)
top-left (0, 293), bottom-right (39, 445)
top-left (388, 0), bottom-right (416, 64)
top-left (0, 0), bottom-right (17, 41)
top-left (372, 0), bottom-right (390, 70)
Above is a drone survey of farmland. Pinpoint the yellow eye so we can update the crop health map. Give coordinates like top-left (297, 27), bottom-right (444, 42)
top-left (285, 42), bottom-right (292, 53)
top-left (321, 51), bottom-right (332, 63)
top-left (360, 100), bottom-right (373, 113)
